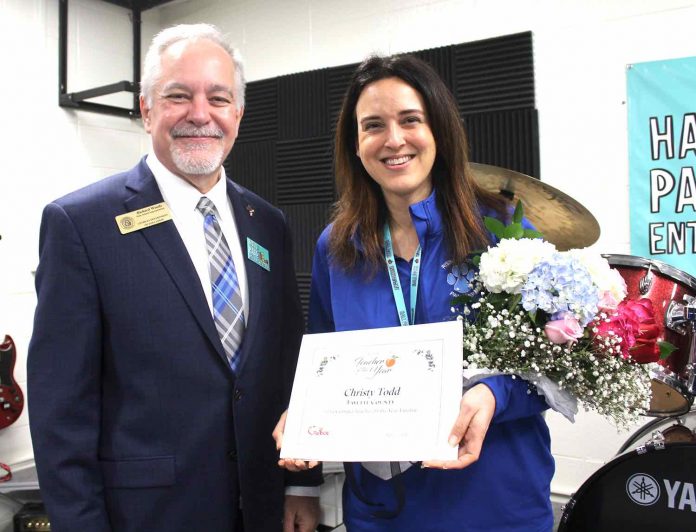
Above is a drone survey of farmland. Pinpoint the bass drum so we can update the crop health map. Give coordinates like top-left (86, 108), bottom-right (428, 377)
top-left (558, 442), bottom-right (696, 531)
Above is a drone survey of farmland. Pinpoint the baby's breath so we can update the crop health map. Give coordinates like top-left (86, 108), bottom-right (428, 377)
top-left (461, 294), bottom-right (652, 428)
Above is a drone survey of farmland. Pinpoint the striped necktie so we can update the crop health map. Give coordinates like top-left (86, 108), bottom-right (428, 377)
top-left (196, 197), bottom-right (245, 372)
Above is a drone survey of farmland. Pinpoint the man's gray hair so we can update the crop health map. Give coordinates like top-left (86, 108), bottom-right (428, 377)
top-left (140, 23), bottom-right (246, 110)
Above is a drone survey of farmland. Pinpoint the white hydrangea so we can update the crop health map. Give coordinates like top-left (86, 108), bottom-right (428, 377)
top-left (565, 248), bottom-right (627, 302)
top-left (478, 238), bottom-right (557, 294)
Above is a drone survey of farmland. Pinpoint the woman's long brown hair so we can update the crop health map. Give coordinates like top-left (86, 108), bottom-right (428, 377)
top-left (330, 54), bottom-right (508, 271)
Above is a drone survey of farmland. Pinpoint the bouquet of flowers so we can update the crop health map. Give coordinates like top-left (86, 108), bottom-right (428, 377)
top-left (446, 204), bottom-right (674, 428)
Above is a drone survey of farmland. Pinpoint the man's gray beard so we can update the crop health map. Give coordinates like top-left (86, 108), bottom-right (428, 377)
top-left (170, 144), bottom-right (224, 175)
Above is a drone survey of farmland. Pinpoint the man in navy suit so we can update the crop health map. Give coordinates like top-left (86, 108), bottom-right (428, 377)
top-left (28, 23), bottom-right (321, 531)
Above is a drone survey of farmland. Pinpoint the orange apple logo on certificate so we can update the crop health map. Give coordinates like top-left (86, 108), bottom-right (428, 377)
top-left (385, 356), bottom-right (397, 368)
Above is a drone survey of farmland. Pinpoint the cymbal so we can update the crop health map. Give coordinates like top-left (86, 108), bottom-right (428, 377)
top-left (469, 163), bottom-right (600, 251)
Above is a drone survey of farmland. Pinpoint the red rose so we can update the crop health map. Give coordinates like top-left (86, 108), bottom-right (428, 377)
top-left (594, 313), bottom-right (634, 358)
top-left (593, 298), bottom-right (662, 363)
top-left (619, 298), bottom-right (662, 363)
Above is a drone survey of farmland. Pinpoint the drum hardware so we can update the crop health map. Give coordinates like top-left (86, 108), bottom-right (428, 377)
top-left (469, 163), bottom-right (601, 251)
top-left (636, 437), bottom-right (665, 455)
top-left (560, 498), bottom-right (576, 522)
top-left (639, 264), bottom-right (654, 295)
top-left (665, 295), bottom-right (696, 335)
top-left (666, 295), bottom-right (696, 396)
top-left (648, 429), bottom-right (666, 446)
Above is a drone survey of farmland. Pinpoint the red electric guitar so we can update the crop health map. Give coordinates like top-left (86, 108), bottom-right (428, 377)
top-left (0, 335), bottom-right (24, 428)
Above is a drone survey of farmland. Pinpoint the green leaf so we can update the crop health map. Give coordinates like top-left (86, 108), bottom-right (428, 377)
top-left (489, 293), bottom-right (508, 305)
top-left (512, 200), bottom-right (524, 224)
top-left (508, 293), bottom-right (522, 311)
top-left (451, 294), bottom-right (474, 305)
top-left (659, 340), bottom-right (678, 360)
top-left (523, 229), bottom-right (544, 240)
top-left (468, 249), bottom-right (484, 264)
top-left (502, 222), bottom-right (524, 240)
top-left (484, 216), bottom-right (506, 238)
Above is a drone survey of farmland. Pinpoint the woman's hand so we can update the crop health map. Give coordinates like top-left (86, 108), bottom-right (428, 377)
top-left (273, 410), bottom-right (320, 471)
top-left (422, 383), bottom-right (496, 470)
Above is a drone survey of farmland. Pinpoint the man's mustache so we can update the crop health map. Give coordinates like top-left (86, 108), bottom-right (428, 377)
top-left (171, 125), bottom-right (223, 138)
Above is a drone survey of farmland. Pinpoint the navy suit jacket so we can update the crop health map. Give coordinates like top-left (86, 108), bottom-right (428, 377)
top-left (28, 159), bottom-right (320, 531)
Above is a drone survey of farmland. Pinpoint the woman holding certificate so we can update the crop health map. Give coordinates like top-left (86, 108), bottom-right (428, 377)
top-left (276, 55), bottom-right (554, 531)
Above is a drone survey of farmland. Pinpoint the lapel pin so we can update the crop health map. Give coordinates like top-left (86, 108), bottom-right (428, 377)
top-left (246, 204), bottom-right (255, 217)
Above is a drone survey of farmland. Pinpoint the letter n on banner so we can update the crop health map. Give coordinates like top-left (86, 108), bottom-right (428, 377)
top-left (627, 56), bottom-right (696, 277)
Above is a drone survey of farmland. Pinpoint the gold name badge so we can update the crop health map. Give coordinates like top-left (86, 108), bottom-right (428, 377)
top-left (115, 202), bottom-right (173, 234)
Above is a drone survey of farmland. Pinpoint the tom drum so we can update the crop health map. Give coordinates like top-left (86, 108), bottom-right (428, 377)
top-left (605, 255), bottom-right (696, 416)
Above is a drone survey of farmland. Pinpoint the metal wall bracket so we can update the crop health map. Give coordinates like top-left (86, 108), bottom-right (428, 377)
top-left (58, 0), bottom-right (175, 118)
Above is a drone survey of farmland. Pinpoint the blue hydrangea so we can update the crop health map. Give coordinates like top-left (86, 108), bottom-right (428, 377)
top-left (447, 262), bottom-right (477, 296)
top-left (520, 253), bottom-right (599, 326)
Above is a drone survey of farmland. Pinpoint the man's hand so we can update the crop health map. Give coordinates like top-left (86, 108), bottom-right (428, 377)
top-left (422, 383), bottom-right (496, 470)
top-left (284, 495), bottom-right (320, 532)
top-left (273, 410), bottom-right (320, 471)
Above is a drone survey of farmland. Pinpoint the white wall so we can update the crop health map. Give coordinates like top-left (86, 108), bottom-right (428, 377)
top-left (2, 0), bottom-right (695, 522)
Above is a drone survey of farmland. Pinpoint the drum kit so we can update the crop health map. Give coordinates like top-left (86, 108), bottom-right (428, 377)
top-left (470, 163), bottom-right (696, 530)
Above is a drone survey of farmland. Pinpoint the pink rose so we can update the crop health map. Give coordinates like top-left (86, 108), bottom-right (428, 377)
top-left (545, 314), bottom-right (583, 345)
top-left (597, 290), bottom-right (620, 312)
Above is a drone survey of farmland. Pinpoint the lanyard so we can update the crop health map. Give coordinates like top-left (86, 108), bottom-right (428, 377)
top-left (383, 223), bottom-right (422, 326)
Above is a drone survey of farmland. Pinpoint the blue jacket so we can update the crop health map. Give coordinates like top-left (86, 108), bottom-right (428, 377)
top-left (309, 191), bottom-right (554, 531)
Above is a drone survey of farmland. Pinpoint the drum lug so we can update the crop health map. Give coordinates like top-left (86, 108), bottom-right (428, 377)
top-left (637, 436), bottom-right (666, 454)
top-left (684, 294), bottom-right (696, 321)
top-left (688, 364), bottom-right (696, 396)
top-left (639, 265), bottom-right (654, 295)
top-left (665, 296), bottom-right (696, 334)
top-left (561, 497), bottom-right (576, 522)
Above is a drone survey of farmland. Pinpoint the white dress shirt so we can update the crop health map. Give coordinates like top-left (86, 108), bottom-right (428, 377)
top-left (146, 154), bottom-right (249, 321)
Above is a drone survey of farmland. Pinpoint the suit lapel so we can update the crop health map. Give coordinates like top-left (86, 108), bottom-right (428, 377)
top-left (227, 180), bottom-right (266, 377)
top-left (123, 161), bottom-right (228, 368)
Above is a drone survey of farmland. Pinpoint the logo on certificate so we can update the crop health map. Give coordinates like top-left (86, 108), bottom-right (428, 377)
top-left (307, 426), bottom-right (330, 436)
top-left (355, 355), bottom-right (398, 378)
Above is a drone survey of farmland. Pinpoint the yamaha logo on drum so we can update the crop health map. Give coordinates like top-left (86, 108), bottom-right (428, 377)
top-left (626, 473), bottom-right (696, 512)
top-left (559, 444), bottom-right (696, 530)
top-left (626, 473), bottom-right (660, 505)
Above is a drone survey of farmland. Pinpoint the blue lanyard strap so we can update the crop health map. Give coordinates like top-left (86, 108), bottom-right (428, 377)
top-left (383, 223), bottom-right (422, 326)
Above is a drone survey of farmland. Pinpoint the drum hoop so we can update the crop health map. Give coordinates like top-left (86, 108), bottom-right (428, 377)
top-left (651, 368), bottom-right (692, 395)
top-left (602, 254), bottom-right (696, 291)
top-left (559, 441), bottom-right (696, 527)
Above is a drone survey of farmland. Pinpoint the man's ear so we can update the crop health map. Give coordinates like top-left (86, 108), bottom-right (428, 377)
top-left (140, 95), bottom-right (152, 132)
top-left (234, 106), bottom-right (245, 135)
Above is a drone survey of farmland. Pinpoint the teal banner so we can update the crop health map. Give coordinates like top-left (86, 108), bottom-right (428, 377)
top-left (627, 56), bottom-right (696, 277)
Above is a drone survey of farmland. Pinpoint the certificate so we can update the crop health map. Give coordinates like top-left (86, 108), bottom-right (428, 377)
top-left (280, 320), bottom-right (463, 462)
